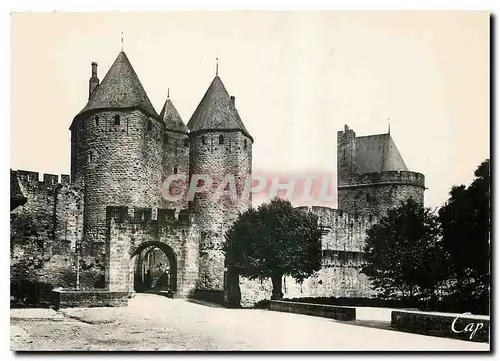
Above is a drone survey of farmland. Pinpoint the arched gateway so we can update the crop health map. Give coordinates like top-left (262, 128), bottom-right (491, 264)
top-left (132, 241), bottom-right (177, 294)
top-left (105, 206), bottom-right (200, 298)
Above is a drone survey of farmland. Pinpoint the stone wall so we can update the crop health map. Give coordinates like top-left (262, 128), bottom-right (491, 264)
top-left (269, 300), bottom-right (356, 321)
top-left (337, 125), bottom-right (357, 187)
top-left (105, 206), bottom-right (200, 297)
top-left (336, 125), bottom-right (425, 217)
top-left (337, 182), bottom-right (425, 217)
top-left (189, 130), bottom-right (252, 291)
top-left (239, 264), bottom-right (375, 308)
top-left (162, 130), bottom-right (189, 211)
top-left (239, 205), bottom-right (377, 307)
top-left (391, 310), bottom-right (490, 343)
top-left (11, 171), bottom-right (77, 255)
top-left (52, 290), bottom-right (129, 309)
top-left (71, 109), bottom-right (164, 258)
top-left (297, 206), bottom-right (378, 252)
top-left (349, 170), bottom-right (425, 187)
top-left (53, 183), bottom-right (84, 253)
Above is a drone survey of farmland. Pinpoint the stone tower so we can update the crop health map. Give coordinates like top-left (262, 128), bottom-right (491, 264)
top-left (337, 125), bottom-right (425, 216)
top-left (159, 93), bottom-right (190, 212)
top-left (70, 51), bottom-right (164, 258)
top-left (187, 75), bottom-right (253, 294)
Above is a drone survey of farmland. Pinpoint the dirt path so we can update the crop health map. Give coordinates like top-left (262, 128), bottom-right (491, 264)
top-left (10, 294), bottom-right (490, 351)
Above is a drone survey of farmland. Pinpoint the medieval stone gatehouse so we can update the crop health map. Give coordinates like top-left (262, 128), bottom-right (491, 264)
top-left (11, 50), bottom-right (425, 306)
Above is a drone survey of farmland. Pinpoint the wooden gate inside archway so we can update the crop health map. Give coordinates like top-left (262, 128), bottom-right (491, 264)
top-left (132, 241), bottom-right (177, 294)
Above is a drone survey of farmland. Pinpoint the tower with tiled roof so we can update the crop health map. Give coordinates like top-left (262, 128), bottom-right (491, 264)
top-left (188, 74), bottom-right (253, 295)
top-left (160, 91), bottom-right (190, 211)
top-left (337, 124), bottom-right (425, 216)
top-left (70, 51), bottom-right (164, 257)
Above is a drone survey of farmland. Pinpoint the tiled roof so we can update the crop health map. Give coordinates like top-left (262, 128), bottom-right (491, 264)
top-left (75, 51), bottom-right (158, 119)
top-left (187, 76), bottom-right (252, 140)
top-left (159, 98), bottom-right (189, 134)
top-left (355, 133), bottom-right (408, 173)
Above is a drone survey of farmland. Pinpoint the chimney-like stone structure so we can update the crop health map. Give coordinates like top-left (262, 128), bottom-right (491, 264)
top-left (89, 62), bottom-right (99, 99)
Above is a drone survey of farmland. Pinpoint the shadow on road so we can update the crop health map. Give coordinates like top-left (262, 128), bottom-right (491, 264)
top-left (186, 298), bottom-right (225, 308)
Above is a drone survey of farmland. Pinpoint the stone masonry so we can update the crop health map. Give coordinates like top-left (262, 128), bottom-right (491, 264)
top-left (337, 125), bottom-right (425, 216)
top-left (105, 206), bottom-right (199, 297)
top-left (11, 49), bottom-right (425, 307)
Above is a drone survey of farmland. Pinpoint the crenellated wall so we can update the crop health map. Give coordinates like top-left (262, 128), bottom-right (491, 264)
top-left (105, 206), bottom-right (200, 298)
top-left (11, 170), bottom-right (82, 255)
top-left (337, 181), bottom-right (425, 217)
top-left (297, 206), bottom-right (378, 252)
top-left (345, 170), bottom-right (425, 188)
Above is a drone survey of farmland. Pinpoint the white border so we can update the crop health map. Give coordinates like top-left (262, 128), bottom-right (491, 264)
top-left (3, 1), bottom-right (497, 360)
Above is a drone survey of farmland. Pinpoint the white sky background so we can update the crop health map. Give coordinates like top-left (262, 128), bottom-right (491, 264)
top-left (10, 11), bottom-right (490, 210)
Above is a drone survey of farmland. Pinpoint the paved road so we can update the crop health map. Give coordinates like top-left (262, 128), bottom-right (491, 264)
top-left (11, 294), bottom-right (489, 351)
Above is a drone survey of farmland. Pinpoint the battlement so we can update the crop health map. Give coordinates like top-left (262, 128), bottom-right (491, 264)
top-left (337, 124), bottom-right (356, 138)
top-left (340, 170), bottom-right (425, 189)
top-left (105, 206), bottom-right (195, 227)
top-left (14, 170), bottom-right (71, 187)
top-left (297, 206), bottom-right (379, 225)
top-left (297, 205), bottom-right (378, 253)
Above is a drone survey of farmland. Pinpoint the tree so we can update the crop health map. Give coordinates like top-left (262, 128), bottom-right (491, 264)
top-left (438, 159), bottom-right (490, 309)
top-left (224, 198), bottom-right (323, 300)
top-left (361, 198), bottom-right (443, 301)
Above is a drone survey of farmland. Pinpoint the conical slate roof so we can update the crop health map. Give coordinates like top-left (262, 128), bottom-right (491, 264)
top-left (159, 97), bottom-right (189, 133)
top-left (187, 76), bottom-right (252, 140)
top-left (75, 51), bottom-right (158, 119)
top-left (355, 133), bottom-right (408, 173)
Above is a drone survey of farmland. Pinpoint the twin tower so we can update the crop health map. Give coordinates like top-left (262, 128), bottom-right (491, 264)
top-left (69, 51), bottom-right (253, 292)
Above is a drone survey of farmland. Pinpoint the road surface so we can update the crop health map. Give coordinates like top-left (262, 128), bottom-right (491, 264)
top-left (11, 293), bottom-right (489, 351)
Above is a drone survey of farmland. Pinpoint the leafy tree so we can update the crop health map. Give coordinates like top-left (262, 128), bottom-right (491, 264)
top-left (224, 198), bottom-right (323, 300)
top-left (361, 198), bottom-right (443, 301)
top-left (438, 159), bottom-right (490, 307)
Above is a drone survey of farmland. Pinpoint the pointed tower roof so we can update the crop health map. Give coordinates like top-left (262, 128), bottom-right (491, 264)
top-left (75, 51), bottom-right (158, 120)
top-left (355, 133), bottom-right (408, 173)
top-left (187, 76), bottom-right (252, 140)
top-left (159, 97), bottom-right (189, 134)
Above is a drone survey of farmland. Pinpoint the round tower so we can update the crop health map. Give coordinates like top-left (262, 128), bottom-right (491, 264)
top-left (187, 75), bottom-right (253, 295)
top-left (337, 125), bottom-right (425, 217)
top-left (159, 91), bottom-right (190, 212)
top-left (70, 51), bottom-right (164, 259)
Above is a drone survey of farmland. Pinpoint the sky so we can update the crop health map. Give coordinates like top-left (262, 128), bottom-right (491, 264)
top-left (10, 11), bottom-right (490, 210)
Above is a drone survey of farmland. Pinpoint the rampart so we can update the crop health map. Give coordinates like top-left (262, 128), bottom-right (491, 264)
top-left (11, 170), bottom-right (82, 255)
top-left (297, 206), bottom-right (378, 252)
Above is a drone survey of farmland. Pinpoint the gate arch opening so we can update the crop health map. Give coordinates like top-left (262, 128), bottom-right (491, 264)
top-left (131, 241), bottom-right (177, 294)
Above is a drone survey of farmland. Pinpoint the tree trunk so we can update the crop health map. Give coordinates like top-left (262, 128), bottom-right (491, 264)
top-left (224, 269), bottom-right (241, 308)
top-left (270, 273), bottom-right (283, 300)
